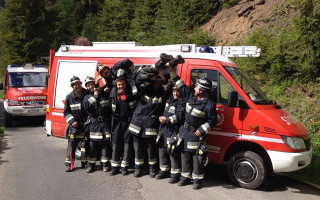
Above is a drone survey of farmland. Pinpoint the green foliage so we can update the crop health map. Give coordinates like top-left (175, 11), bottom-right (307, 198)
top-left (219, 0), bottom-right (240, 8)
top-left (234, 0), bottom-right (320, 84)
top-left (0, 127), bottom-right (4, 140)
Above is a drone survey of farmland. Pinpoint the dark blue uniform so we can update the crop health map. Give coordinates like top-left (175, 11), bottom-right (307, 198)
top-left (84, 94), bottom-right (112, 171)
top-left (157, 96), bottom-right (184, 178)
top-left (173, 76), bottom-right (217, 183)
top-left (63, 88), bottom-right (89, 170)
top-left (109, 87), bottom-right (136, 172)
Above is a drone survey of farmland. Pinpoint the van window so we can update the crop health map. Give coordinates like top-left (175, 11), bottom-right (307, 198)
top-left (191, 69), bottom-right (236, 105)
top-left (191, 69), bottom-right (218, 102)
top-left (219, 74), bottom-right (234, 105)
top-left (8, 72), bottom-right (48, 88)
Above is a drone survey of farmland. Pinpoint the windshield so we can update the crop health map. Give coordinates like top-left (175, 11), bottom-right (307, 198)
top-left (224, 66), bottom-right (273, 105)
top-left (9, 72), bottom-right (48, 88)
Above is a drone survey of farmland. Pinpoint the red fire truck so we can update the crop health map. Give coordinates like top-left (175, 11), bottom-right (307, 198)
top-left (45, 42), bottom-right (312, 189)
top-left (0, 64), bottom-right (48, 127)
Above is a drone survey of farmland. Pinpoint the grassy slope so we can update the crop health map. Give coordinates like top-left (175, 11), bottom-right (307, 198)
top-left (265, 82), bottom-right (320, 185)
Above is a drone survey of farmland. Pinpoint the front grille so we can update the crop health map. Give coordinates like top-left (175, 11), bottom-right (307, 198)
top-left (304, 138), bottom-right (311, 151)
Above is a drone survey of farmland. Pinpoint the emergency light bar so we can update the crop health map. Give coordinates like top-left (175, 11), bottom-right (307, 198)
top-left (8, 65), bottom-right (21, 67)
top-left (197, 46), bottom-right (261, 57)
top-left (34, 64), bottom-right (46, 68)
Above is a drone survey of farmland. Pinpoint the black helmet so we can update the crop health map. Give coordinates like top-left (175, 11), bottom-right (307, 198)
top-left (84, 76), bottom-right (95, 86)
top-left (196, 77), bottom-right (212, 93)
top-left (70, 76), bottom-right (82, 87)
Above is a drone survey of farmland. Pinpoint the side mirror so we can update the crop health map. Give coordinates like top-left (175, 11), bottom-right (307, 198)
top-left (0, 83), bottom-right (3, 90)
top-left (227, 90), bottom-right (238, 107)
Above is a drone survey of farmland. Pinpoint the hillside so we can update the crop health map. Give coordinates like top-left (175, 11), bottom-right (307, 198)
top-left (202, 0), bottom-right (291, 45)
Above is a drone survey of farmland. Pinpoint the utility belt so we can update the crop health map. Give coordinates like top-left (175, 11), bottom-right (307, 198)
top-left (89, 116), bottom-right (106, 123)
top-left (183, 122), bottom-right (197, 132)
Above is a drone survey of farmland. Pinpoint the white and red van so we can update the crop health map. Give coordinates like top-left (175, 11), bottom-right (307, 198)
top-left (0, 64), bottom-right (48, 127)
top-left (45, 42), bottom-right (312, 189)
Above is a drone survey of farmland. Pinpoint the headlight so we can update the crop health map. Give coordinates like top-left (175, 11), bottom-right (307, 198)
top-left (281, 136), bottom-right (306, 150)
top-left (8, 99), bottom-right (19, 105)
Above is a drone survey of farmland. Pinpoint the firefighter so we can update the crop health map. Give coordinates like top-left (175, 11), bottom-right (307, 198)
top-left (85, 76), bottom-right (95, 94)
top-left (127, 54), bottom-right (173, 178)
top-left (95, 64), bottom-right (113, 128)
top-left (156, 86), bottom-right (184, 183)
top-left (84, 85), bottom-right (112, 173)
top-left (171, 63), bottom-right (217, 190)
top-left (109, 76), bottom-right (136, 176)
top-left (64, 76), bottom-right (89, 172)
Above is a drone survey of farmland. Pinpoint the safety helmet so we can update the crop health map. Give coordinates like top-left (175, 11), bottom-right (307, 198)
top-left (84, 76), bottom-right (95, 86)
top-left (70, 76), bottom-right (82, 87)
top-left (172, 86), bottom-right (179, 91)
top-left (96, 64), bottom-right (110, 74)
top-left (196, 77), bottom-right (212, 93)
top-left (199, 46), bottom-right (211, 53)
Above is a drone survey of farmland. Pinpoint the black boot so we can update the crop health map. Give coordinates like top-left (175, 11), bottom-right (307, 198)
top-left (121, 167), bottom-right (129, 176)
top-left (134, 168), bottom-right (142, 177)
top-left (168, 173), bottom-right (181, 184)
top-left (154, 53), bottom-right (173, 69)
top-left (178, 176), bottom-right (191, 186)
top-left (86, 163), bottom-right (95, 173)
top-left (81, 162), bottom-right (87, 169)
top-left (149, 168), bottom-right (157, 178)
top-left (193, 179), bottom-right (202, 190)
top-left (168, 55), bottom-right (185, 67)
top-left (109, 167), bottom-right (120, 176)
top-left (156, 171), bottom-right (170, 180)
top-left (102, 162), bottom-right (111, 172)
top-left (65, 162), bottom-right (71, 172)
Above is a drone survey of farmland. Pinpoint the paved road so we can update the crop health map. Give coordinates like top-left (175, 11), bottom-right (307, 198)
top-left (0, 125), bottom-right (319, 200)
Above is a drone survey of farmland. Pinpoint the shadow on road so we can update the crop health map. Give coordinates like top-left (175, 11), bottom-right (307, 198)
top-left (202, 164), bottom-right (320, 196)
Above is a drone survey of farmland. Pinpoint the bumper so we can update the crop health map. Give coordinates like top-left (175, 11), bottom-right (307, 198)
top-left (45, 120), bottom-right (52, 136)
top-left (267, 147), bottom-right (313, 172)
top-left (4, 101), bottom-right (46, 116)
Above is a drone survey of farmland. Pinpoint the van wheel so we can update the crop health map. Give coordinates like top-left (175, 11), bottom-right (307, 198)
top-left (227, 151), bottom-right (267, 190)
top-left (4, 111), bottom-right (13, 127)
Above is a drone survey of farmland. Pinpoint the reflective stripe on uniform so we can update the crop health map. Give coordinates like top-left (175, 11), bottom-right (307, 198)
top-left (201, 123), bottom-right (211, 134)
top-left (169, 115), bottom-right (177, 124)
top-left (90, 132), bottom-right (104, 139)
top-left (163, 83), bottom-right (170, 91)
top-left (70, 103), bottom-right (81, 111)
top-left (141, 81), bottom-right (150, 88)
top-left (132, 86), bottom-right (138, 95)
top-left (168, 106), bottom-right (176, 114)
top-left (65, 114), bottom-right (74, 123)
top-left (69, 134), bottom-right (85, 139)
top-left (129, 101), bottom-right (135, 109)
top-left (165, 103), bottom-right (169, 109)
top-left (112, 103), bottom-right (116, 113)
top-left (192, 173), bottom-right (204, 180)
top-left (117, 69), bottom-right (125, 77)
top-left (100, 157), bottom-right (110, 162)
top-left (100, 100), bottom-right (109, 107)
top-left (135, 159), bottom-right (144, 165)
top-left (152, 97), bottom-right (162, 104)
top-left (171, 168), bottom-right (181, 174)
top-left (105, 132), bottom-right (111, 138)
top-left (181, 172), bottom-right (191, 178)
top-left (166, 137), bottom-right (171, 145)
top-left (145, 128), bottom-right (158, 136)
top-left (148, 159), bottom-right (157, 165)
top-left (111, 160), bottom-right (121, 167)
top-left (191, 107), bottom-right (206, 118)
top-left (141, 95), bottom-right (150, 102)
top-left (187, 141), bottom-right (199, 150)
top-left (128, 123), bottom-right (141, 134)
top-left (88, 96), bottom-right (97, 106)
top-left (160, 165), bottom-right (170, 171)
top-left (121, 161), bottom-right (129, 168)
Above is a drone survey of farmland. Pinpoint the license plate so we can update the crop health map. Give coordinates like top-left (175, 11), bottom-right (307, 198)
top-left (27, 108), bottom-right (39, 113)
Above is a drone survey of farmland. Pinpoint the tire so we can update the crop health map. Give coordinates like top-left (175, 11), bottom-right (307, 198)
top-left (4, 111), bottom-right (13, 127)
top-left (227, 151), bottom-right (267, 190)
